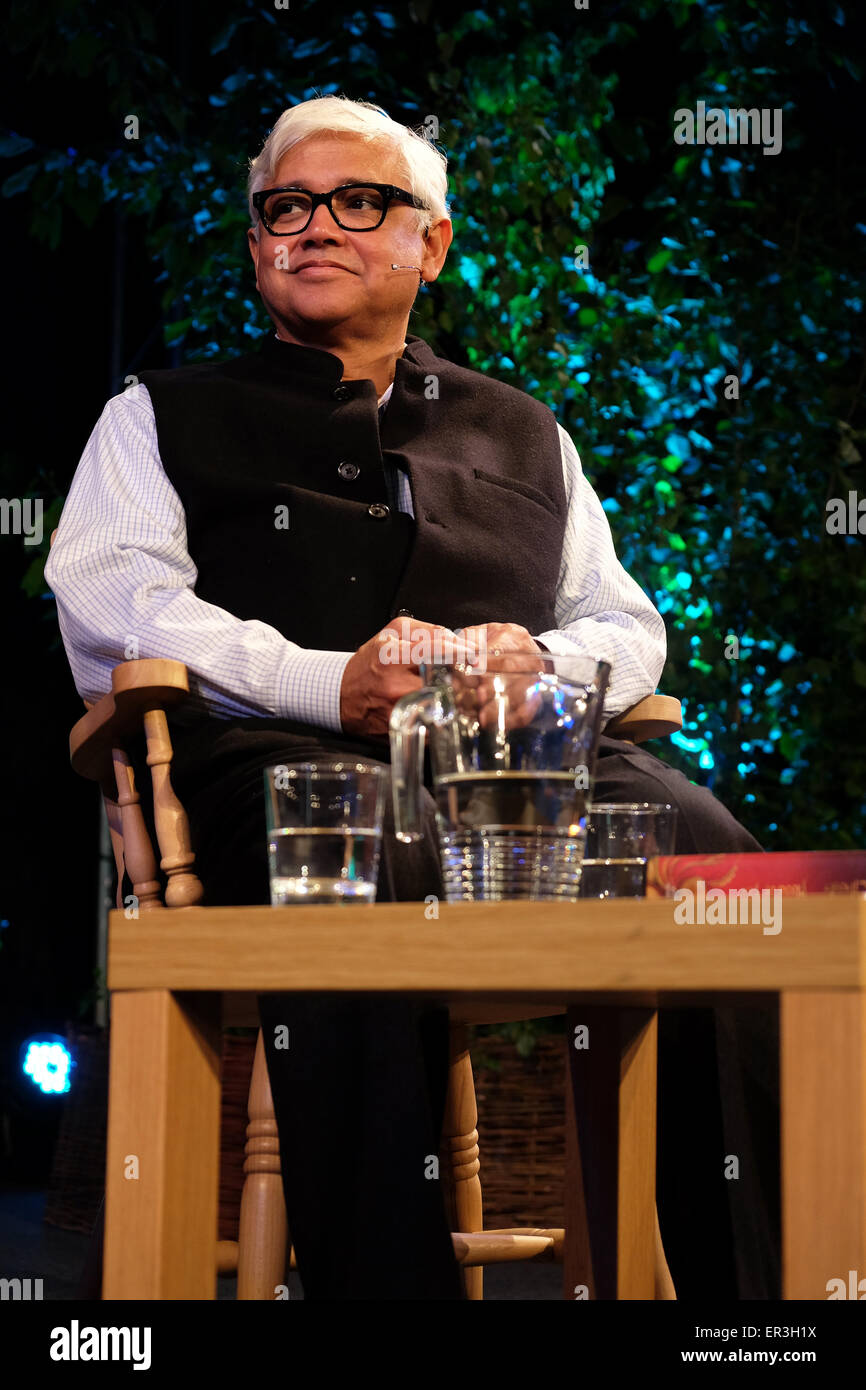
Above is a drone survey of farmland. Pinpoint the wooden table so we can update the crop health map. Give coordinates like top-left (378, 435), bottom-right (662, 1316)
top-left (103, 894), bottom-right (866, 1299)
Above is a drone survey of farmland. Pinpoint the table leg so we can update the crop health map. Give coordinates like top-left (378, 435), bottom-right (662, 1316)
top-left (103, 989), bottom-right (221, 1299)
top-left (781, 989), bottom-right (866, 1299)
top-left (563, 1006), bottom-right (657, 1299)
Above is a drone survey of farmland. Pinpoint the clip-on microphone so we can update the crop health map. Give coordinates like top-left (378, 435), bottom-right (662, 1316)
top-left (390, 264), bottom-right (425, 287)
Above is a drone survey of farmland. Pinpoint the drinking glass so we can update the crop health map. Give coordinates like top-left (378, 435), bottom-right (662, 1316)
top-left (264, 762), bottom-right (385, 905)
top-left (579, 802), bottom-right (678, 899)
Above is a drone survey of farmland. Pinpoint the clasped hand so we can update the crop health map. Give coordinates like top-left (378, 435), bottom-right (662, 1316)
top-left (339, 619), bottom-right (550, 738)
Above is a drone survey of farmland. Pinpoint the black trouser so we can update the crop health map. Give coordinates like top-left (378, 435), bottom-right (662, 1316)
top-left (80, 726), bottom-right (776, 1300)
top-left (182, 720), bottom-right (464, 1299)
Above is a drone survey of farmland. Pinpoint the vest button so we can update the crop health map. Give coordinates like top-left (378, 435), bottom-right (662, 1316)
top-left (338, 461), bottom-right (360, 481)
top-left (333, 384), bottom-right (351, 401)
top-left (368, 503), bottom-right (390, 520)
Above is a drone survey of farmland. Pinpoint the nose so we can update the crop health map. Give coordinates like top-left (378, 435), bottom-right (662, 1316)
top-left (299, 202), bottom-right (346, 246)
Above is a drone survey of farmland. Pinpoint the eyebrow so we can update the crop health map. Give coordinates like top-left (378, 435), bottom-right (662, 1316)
top-left (273, 178), bottom-right (379, 189)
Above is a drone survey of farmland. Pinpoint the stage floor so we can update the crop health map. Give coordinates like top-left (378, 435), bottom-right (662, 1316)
top-left (0, 1186), bottom-right (563, 1300)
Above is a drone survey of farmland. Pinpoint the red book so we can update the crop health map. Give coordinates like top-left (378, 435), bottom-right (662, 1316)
top-left (647, 850), bottom-right (866, 898)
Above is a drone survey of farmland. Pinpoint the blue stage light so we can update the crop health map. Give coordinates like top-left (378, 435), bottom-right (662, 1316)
top-left (19, 1035), bottom-right (74, 1095)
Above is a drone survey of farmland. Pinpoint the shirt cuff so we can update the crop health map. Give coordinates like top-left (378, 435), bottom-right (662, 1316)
top-left (533, 631), bottom-right (616, 700)
top-left (275, 649), bottom-right (353, 733)
top-left (533, 631), bottom-right (611, 660)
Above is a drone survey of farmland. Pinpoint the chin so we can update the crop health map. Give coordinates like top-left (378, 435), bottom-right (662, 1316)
top-left (286, 306), bottom-right (358, 329)
top-left (283, 289), bottom-right (361, 316)
top-left (272, 306), bottom-right (355, 337)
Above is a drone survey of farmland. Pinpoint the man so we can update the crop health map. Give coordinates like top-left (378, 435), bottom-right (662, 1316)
top-left (46, 95), bottom-right (774, 1300)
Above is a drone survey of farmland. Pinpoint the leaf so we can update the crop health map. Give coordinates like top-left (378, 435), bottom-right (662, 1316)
top-left (221, 70), bottom-right (251, 94)
top-left (647, 249), bottom-right (673, 274)
top-left (0, 133), bottom-right (35, 158)
top-left (2, 163), bottom-right (38, 197)
top-left (210, 17), bottom-right (253, 54)
top-left (21, 552), bottom-right (48, 598)
top-left (598, 193), bottom-right (629, 224)
top-left (164, 318), bottom-right (192, 345)
top-left (292, 38), bottom-right (332, 60)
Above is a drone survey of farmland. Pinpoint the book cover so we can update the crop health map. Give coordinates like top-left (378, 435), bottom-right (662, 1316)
top-left (646, 850), bottom-right (866, 898)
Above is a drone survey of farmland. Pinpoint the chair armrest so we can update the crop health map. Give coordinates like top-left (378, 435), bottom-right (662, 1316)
top-left (69, 659), bottom-right (191, 786)
top-left (603, 694), bottom-right (682, 744)
top-left (69, 658), bottom-right (202, 909)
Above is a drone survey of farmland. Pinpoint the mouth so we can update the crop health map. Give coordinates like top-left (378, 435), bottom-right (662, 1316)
top-left (293, 263), bottom-right (351, 276)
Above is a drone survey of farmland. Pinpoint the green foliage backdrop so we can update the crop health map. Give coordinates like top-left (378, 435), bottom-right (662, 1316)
top-left (5, 0), bottom-right (865, 849)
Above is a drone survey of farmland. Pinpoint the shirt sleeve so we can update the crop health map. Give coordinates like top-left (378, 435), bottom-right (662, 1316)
top-left (533, 423), bottom-right (668, 721)
top-left (43, 384), bottom-right (352, 730)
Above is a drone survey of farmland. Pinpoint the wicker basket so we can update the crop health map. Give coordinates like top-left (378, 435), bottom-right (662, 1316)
top-left (44, 1027), bottom-right (567, 1240)
top-left (218, 1029), bottom-right (566, 1238)
top-left (218, 1033), bottom-right (259, 1241)
top-left (469, 1033), bottom-right (566, 1229)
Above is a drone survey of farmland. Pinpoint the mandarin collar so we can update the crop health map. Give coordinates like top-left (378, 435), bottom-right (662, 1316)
top-left (258, 333), bottom-right (436, 382)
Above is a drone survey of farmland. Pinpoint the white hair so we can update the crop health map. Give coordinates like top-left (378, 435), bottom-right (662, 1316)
top-left (247, 94), bottom-right (450, 236)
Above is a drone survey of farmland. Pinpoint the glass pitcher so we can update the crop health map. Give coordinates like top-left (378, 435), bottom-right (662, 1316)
top-left (389, 650), bottom-right (611, 901)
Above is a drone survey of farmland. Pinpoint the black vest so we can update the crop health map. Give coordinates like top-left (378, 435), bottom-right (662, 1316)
top-left (139, 334), bottom-right (567, 651)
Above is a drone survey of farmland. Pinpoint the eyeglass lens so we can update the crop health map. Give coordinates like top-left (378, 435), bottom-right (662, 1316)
top-left (263, 186), bottom-right (387, 232)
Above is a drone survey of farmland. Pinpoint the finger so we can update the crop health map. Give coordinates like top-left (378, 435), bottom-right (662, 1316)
top-left (454, 627), bottom-right (486, 668)
top-left (477, 692), bottom-right (544, 731)
top-left (408, 627), bottom-right (465, 672)
top-left (375, 623), bottom-right (459, 672)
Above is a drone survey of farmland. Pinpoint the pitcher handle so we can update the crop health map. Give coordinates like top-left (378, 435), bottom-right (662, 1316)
top-left (389, 687), bottom-right (443, 844)
top-left (585, 659), bottom-right (612, 784)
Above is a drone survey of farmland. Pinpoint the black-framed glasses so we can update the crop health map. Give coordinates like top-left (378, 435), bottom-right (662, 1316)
top-left (252, 182), bottom-right (429, 236)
